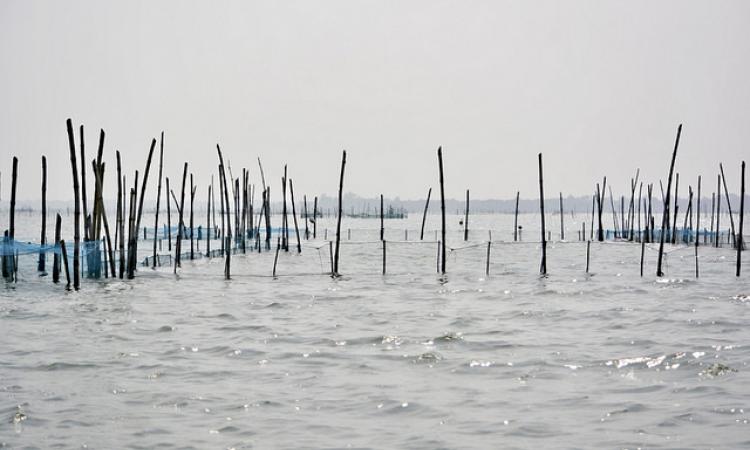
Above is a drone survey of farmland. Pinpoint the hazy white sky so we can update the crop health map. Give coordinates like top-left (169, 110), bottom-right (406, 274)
top-left (1, 0), bottom-right (749, 202)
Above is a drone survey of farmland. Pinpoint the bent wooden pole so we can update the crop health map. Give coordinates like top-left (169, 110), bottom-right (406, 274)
top-left (657, 124), bottom-right (681, 277)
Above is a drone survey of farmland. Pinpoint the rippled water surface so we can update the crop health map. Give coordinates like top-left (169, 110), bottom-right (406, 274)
top-left (2, 213), bottom-right (749, 449)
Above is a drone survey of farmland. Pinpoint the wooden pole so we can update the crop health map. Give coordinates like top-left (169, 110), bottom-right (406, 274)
top-left (716, 175), bottom-right (722, 247)
top-left (166, 177), bottom-right (172, 252)
top-left (117, 153), bottom-right (125, 278)
top-left (303, 195), bottom-right (309, 240)
top-left (312, 196), bottom-right (318, 239)
top-left (93, 161), bottom-right (116, 277)
top-left (485, 241), bottom-right (491, 276)
top-left (737, 161), bottom-right (745, 277)
top-left (597, 178), bottom-right (606, 241)
top-left (273, 237), bottom-right (280, 277)
top-left (53, 214), bottom-right (61, 283)
top-left (514, 191), bottom-right (520, 241)
top-left (38, 156), bottom-right (47, 272)
top-left (217, 146), bottom-right (232, 279)
top-left (640, 240), bottom-right (645, 277)
top-left (590, 193), bottom-right (595, 240)
top-left (559, 192), bottom-right (564, 241)
top-left (289, 179), bottom-right (302, 253)
top-left (586, 240), bottom-right (591, 273)
top-left (710, 192), bottom-right (716, 245)
top-left (80, 125), bottom-right (88, 241)
top-left (66, 119), bottom-right (81, 290)
top-left (420, 187), bottom-right (432, 240)
top-left (190, 175), bottom-right (196, 260)
top-left (174, 163), bottom-right (188, 273)
top-left (126, 184), bottom-right (137, 279)
top-left (135, 138), bottom-right (157, 246)
top-left (380, 194), bottom-right (384, 241)
top-left (382, 240), bottom-right (386, 275)
top-left (206, 185), bottom-right (211, 256)
top-left (720, 163), bottom-right (738, 248)
top-left (153, 132), bottom-right (164, 268)
top-left (671, 173), bottom-right (680, 244)
top-left (281, 167), bottom-right (288, 251)
top-left (538, 153), bottom-right (547, 275)
top-left (333, 151), bottom-right (346, 276)
top-left (438, 147), bottom-right (447, 274)
top-left (657, 124), bottom-right (681, 277)
top-left (696, 176), bottom-right (701, 277)
top-left (60, 239), bottom-right (71, 289)
top-left (464, 189), bottom-right (469, 241)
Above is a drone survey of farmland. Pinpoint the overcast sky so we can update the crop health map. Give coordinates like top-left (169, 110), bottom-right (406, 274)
top-left (1, 0), bottom-right (749, 203)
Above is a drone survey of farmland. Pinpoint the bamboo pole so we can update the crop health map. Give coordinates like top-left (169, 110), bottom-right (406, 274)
top-left (657, 124), bottom-right (681, 277)
top-left (538, 153), bottom-right (547, 275)
top-left (586, 240), bottom-right (591, 273)
top-left (333, 151), bottom-right (346, 276)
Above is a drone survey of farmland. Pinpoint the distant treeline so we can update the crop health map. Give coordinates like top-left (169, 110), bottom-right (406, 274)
top-left (4, 192), bottom-right (748, 215)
